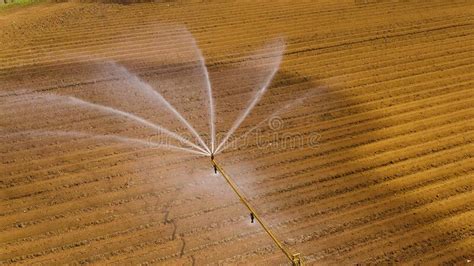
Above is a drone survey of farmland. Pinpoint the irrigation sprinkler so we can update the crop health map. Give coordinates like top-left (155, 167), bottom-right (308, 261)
top-left (211, 155), bottom-right (304, 266)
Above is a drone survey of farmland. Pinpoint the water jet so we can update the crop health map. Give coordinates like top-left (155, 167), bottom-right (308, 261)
top-left (14, 27), bottom-right (310, 264)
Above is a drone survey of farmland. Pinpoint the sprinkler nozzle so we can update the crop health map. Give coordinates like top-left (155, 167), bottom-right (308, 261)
top-left (211, 154), bottom-right (217, 174)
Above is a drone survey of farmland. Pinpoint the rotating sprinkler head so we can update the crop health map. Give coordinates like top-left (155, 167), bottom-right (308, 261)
top-left (210, 153), bottom-right (217, 174)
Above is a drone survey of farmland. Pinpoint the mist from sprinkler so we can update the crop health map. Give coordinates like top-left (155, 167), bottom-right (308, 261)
top-left (17, 28), bottom-right (288, 158)
top-left (15, 26), bottom-right (306, 265)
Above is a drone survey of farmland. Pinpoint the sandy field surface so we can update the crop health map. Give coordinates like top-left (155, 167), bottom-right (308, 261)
top-left (1, 1), bottom-right (473, 264)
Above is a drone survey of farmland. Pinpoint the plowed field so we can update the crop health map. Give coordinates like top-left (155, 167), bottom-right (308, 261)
top-left (1, 1), bottom-right (473, 264)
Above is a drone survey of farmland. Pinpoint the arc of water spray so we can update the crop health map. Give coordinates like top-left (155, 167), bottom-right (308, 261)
top-left (109, 61), bottom-right (211, 154)
top-left (40, 94), bottom-right (208, 154)
top-left (215, 41), bottom-right (285, 154)
top-left (67, 96), bottom-right (207, 154)
top-left (9, 130), bottom-right (207, 156)
top-left (188, 36), bottom-right (216, 154)
top-left (218, 86), bottom-right (324, 154)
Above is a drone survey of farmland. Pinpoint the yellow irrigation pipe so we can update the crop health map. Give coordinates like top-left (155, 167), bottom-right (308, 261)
top-left (211, 156), bottom-right (303, 265)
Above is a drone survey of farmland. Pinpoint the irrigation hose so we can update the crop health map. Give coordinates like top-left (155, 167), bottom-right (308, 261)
top-left (211, 158), bottom-right (303, 266)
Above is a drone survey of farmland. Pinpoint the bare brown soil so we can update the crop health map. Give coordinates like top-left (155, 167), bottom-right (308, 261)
top-left (1, 1), bottom-right (473, 264)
